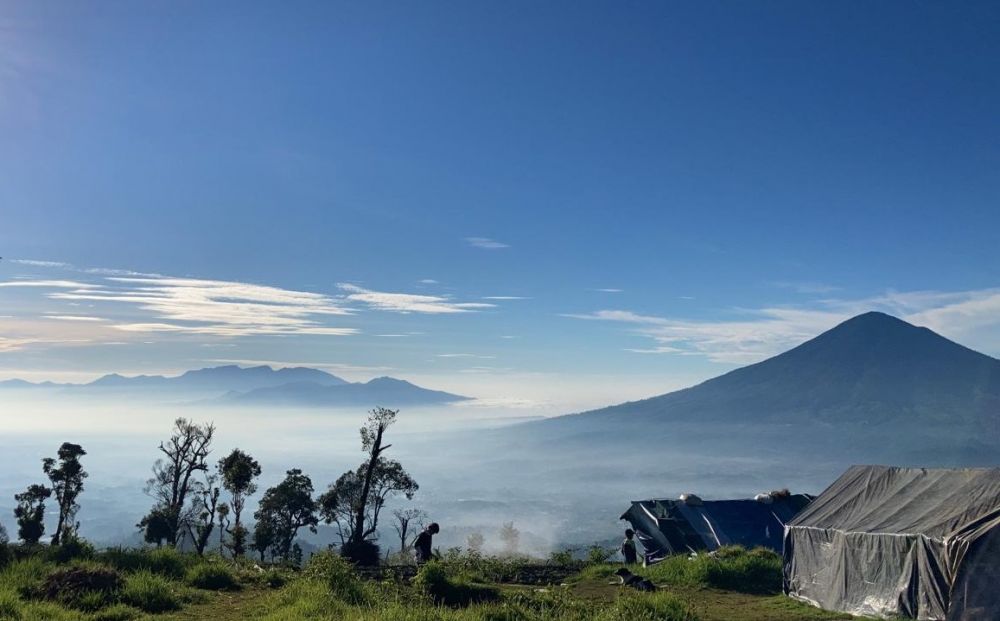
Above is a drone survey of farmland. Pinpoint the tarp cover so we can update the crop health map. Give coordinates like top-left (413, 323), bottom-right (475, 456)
top-left (784, 465), bottom-right (1000, 620)
top-left (621, 493), bottom-right (811, 559)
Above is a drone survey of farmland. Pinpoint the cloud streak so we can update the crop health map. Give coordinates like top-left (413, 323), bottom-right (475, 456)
top-left (465, 237), bottom-right (509, 250)
top-left (47, 276), bottom-right (357, 337)
top-left (338, 283), bottom-right (495, 314)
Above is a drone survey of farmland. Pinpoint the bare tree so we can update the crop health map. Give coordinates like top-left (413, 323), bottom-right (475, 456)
top-left (142, 418), bottom-right (215, 547)
top-left (392, 508), bottom-right (427, 555)
top-left (217, 502), bottom-right (230, 553)
top-left (319, 457), bottom-right (417, 545)
top-left (466, 532), bottom-right (485, 555)
top-left (352, 408), bottom-right (396, 546)
top-left (188, 473), bottom-right (221, 555)
top-left (499, 521), bottom-right (520, 556)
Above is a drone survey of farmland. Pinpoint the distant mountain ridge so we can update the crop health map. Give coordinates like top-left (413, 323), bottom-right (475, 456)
top-left (548, 312), bottom-right (1000, 428)
top-left (0, 365), bottom-right (470, 407)
top-left (222, 376), bottom-right (470, 407)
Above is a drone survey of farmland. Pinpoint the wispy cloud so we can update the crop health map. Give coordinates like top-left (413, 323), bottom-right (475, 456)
top-left (566, 287), bottom-right (1000, 364)
top-left (437, 353), bottom-right (496, 359)
top-left (338, 283), bottom-right (495, 314)
top-left (44, 315), bottom-right (106, 322)
top-left (418, 279), bottom-right (439, 285)
top-left (7, 259), bottom-right (72, 268)
top-left (464, 237), bottom-right (509, 250)
top-left (769, 281), bottom-right (842, 294)
top-left (593, 288), bottom-right (623, 293)
top-left (47, 276), bottom-right (357, 337)
top-left (5, 258), bottom-right (157, 277)
top-left (482, 296), bottom-right (530, 300)
top-left (0, 280), bottom-right (100, 289)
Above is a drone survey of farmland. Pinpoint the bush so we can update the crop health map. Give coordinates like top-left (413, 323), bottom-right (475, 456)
top-left (586, 545), bottom-right (614, 565)
top-left (304, 551), bottom-right (367, 604)
top-left (40, 563), bottom-right (124, 610)
top-left (413, 561), bottom-right (500, 607)
top-left (597, 591), bottom-right (698, 621)
top-left (48, 537), bottom-right (95, 564)
top-left (186, 563), bottom-right (240, 591)
top-left (120, 570), bottom-right (182, 613)
top-left (264, 569), bottom-right (287, 589)
top-left (548, 547), bottom-right (579, 566)
top-left (100, 547), bottom-right (188, 579)
top-left (340, 540), bottom-right (381, 567)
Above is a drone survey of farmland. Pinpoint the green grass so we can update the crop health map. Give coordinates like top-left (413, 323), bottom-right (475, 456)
top-left (185, 563), bottom-right (240, 591)
top-left (119, 570), bottom-right (184, 612)
top-left (632, 546), bottom-right (783, 595)
top-left (0, 544), bottom-right (877, 621)
top-left (99, 547), bottom-right (190, 580)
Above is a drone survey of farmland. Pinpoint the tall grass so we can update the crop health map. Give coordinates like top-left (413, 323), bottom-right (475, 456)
top-left (99, 547), bottom-right (189, 579)
top-left (638, 546), bottom-right (782, 594)
top-left (119, 570), bottom-right (182, 613)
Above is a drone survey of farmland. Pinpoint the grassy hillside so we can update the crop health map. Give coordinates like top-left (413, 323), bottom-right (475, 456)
top-left (0, 542), bottom-right (872, 621)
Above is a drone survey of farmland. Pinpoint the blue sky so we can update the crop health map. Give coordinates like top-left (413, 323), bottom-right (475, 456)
top-left (1, 1), bottom-right (998, 410)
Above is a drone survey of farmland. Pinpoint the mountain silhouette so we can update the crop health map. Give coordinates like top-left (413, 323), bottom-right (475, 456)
top-left (223, 376), bottom-right (470, 407)
top-left (551, 312), bottom-right (1000, 427)
top-left (83, 365), bottom-right (347, 393)
top-left (0, 365), bottom-right (469, 407)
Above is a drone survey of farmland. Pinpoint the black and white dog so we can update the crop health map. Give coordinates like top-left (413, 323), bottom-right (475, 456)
top-left (614, 567), bottom-right (656, 592)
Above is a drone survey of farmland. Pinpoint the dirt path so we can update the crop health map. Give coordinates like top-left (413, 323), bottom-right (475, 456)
top-left (156, 587), bottom-right (269, 621)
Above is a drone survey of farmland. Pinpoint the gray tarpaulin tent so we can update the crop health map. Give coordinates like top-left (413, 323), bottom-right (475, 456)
top-left (784, 465), bottom-right (1000, 620)
top-left (621, 492), bottom-right (812, 560)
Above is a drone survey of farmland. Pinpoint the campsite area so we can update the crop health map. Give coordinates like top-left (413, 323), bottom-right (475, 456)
top-left (0, 543), bottom-right (872, 621)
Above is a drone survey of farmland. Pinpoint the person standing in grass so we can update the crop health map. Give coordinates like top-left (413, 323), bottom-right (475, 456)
top-left (621, 528), bottom-right (638, 564)
top-left (414, 522), bottom-right (439, 565)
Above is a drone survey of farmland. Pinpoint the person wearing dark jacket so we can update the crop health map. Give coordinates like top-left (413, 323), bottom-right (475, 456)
top-left (620, 528), bottom-right (638, 564)
top-left (413, 522), bottom-right (439, 564)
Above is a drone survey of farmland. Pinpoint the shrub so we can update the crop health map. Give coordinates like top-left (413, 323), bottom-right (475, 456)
top-left (100, 547), bottom-right (188, 579)
top-left (120, 570), bottom-right (181, 613)
top-left (264, 569), bottom-right (287, 589)
top-left (586, 545), bottom-right (614, 565)
top-left (548, 547), bottom-right (579, 566)
top-left (304, 551), bottom-right (367, 604)
top-left (597, 591), bottom-right (698, 621)
top-left (0, 545), bottom-right (12, 572)
top-left (186, 563), bottom-right (240, 591)
top-left (340, 540), bottom-right (381, 567)
top-left (413, 561), bottom-right (500, 607)
top-left (40, 564), bottom-right (123, 610)
top-left (48, 537), bottom-right (95, 564)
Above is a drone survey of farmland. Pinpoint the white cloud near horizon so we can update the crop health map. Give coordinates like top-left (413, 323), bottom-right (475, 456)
top-left (567, 287), bottom-right (1000, 364)
top-left (464, 237), bottom-right (509, 249)
top-left (338, 283), bottom-right (495, 314)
